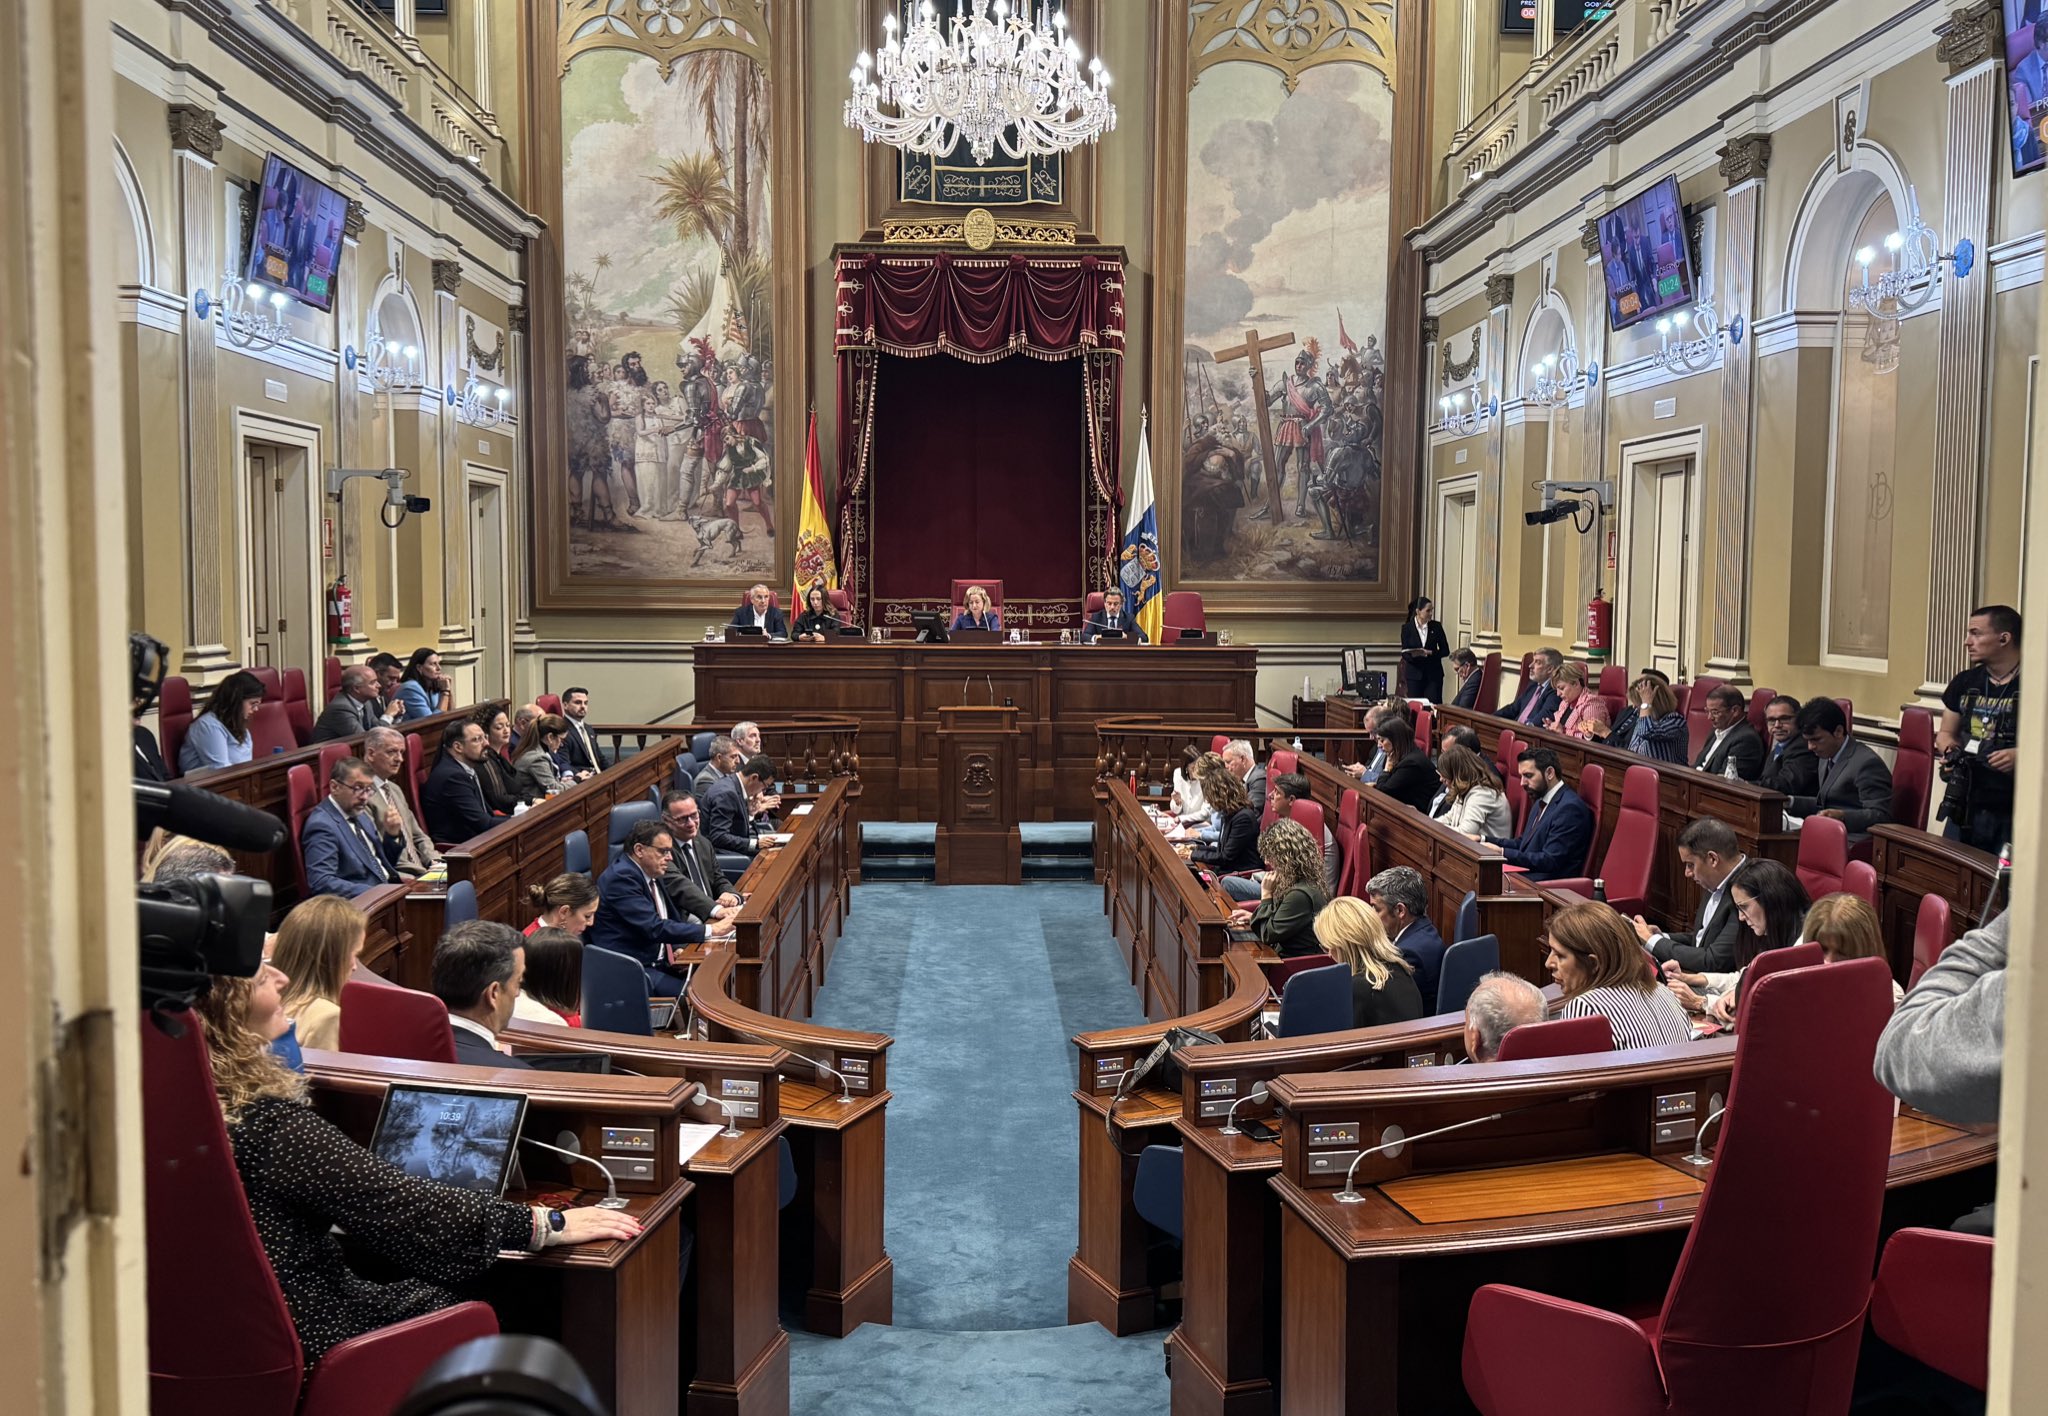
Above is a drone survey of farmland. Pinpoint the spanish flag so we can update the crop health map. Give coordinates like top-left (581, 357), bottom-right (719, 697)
top-left (791, 408), bottom-right (840, 608)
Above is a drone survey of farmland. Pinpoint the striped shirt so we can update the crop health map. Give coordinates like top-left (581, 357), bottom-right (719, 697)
top-left (1560, 984), bottom-right (1696, 1050)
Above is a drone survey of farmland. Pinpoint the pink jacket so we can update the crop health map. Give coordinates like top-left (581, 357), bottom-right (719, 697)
top-left (1547, 692), bottom-right (1611, 741)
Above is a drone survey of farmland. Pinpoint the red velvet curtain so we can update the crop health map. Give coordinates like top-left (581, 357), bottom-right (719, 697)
top-left (835, 251), bottom-right (1124, 628)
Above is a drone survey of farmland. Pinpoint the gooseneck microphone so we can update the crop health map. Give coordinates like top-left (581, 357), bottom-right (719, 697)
top-left (1981, 842), bottom-right (2013, 927)
top-left (687, 1083), bottom-right (745, 1138)
top-left (1334, 1113), bottom-right (1506, 1204)
top-left (521, 1132), bottom-right (629, 1210)
top-left (1219, 1083), bottom-right (1270, 1136)
top-left (1681, 1105), bottom-right (1727, 1168)
top-left (725, 1026), bottom-right (857, 1104)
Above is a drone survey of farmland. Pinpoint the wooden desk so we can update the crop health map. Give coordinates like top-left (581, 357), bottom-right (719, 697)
top-left (692, 643), bottom-right (1257, 820)
top-left (1435, 704), bottom-right (1799, 929)
top-left (1097, 778), bottom-right (1247, 1019)
top-left (1870, 824), bottom-right (1999, 979)
top-left (183, 700), bottom-right (496, 919)
top-left (721, 778), bottom-right (858, 1018)
top-left (303, 1053), bottom-right (705, 1416)
top-left (351, 882), bottom-right (424, 989)
top-left (1265, 1052), bottom-right (1997, 1415)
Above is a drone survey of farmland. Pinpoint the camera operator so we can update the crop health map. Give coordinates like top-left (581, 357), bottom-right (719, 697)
top-left (131, 632), bottom-right (170, 781)
top-left (1937, 605), bottom-right (2021, 855)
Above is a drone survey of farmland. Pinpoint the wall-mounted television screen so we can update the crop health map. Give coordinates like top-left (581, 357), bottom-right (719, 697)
top-left (1596, 176), bottom-right (1695, 331)
top-left (2005, 1), bottom-right (2048, 176)
top-left (243, 154), bottom-right (347, 313)
top-left (1501, 1), bottom-right (1614, 35)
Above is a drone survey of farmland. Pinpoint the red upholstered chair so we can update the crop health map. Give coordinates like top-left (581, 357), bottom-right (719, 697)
top-left (1269, 748), bottom-right (1300, 777)
top-left (1336, 822), bottom-right (1371, 898)
top-left (950, 579), bottom-right (1003, 620)
top-left (1289, 797), bottom-right (1325, 845)
top-left (827, 588), bottom-right (853, 615)
top-left (1210, 734), bottom-right (1231, 753)
top-left (1412, 705), bottom-right (1433, 755)
top-left (736, 589), bottom-right (782, 611)
top-left (1840, 859), bottom-right (1877, 907)
top-left (1476, 652), bottom-right (1503, 713)
top-left (285, 764), bottom-right (319, 897)
top-left (1796, 814), bottom-right (1848, 898)
top-left (536, 693), bottom-right (562, 715)
top-left (1733, 941), bottom-right (1826, 1032)
top-left (1574, 761), bottom-right (1606, 876)
top-left (1504, 770), bottom-right (1529, 836)
top-left (1265, 953), bottom-right (1340, 994)
top-left (1744, 687), bottom-right (1775, 737)
top-left (1834, 697), bottom-right (1854, 724)
top-left (1893, 706), bottom-right (1935, 832)
top-left (1084, 591), bottom-right (1105, 619)
top-left (249, 665), bottom-right (284, 700)
top-left (323, 656), bottom-right (343, 703)
top-left (159, 676), bottom-right (194, 777)
top-left (1670, 682), bottom-right (1692, 716)
top-left (1545, 765), bottom-right (1658, 915)
top-left (1162, 590), bottom-right (1205, 642)
top-left (316, 742), bottom-right (354, 790)
top-left (1494, 1014), bottom-right (1613, 1061)
top-left (248, 701), bottom-right (296, 758)
top-left (142, 1016), bottom-right (496, 1416)
top-left (403, 732), bottom-right (427, 822)
top-left (1493, 729), bottom-right (1522, 783)
top-left (1463, 955), bottom-right (1898, 1416)
top-left (281, 668), bottom-right (312, 745)
top-left (1684, 703), bottom-right (1712, 763)
top-left (1337, 789), bottom-right (1361, 836)
top-left (1690, 674), bottom-right (1723, 703)
top-left (338, 980), bottom-right (457, 1062)
top-left (1597, 665), bottom-right (1628, 699)
top-left (1869, 1227), bottom-right (1993, 1392)
top-left (1908, 892), bottom-right (1954, 987)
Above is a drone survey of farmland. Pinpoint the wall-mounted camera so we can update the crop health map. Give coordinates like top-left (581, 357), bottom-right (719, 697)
top-left (328, 465), bottom-right (433, 528)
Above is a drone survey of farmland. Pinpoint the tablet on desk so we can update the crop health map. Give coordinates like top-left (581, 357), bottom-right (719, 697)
top-left (1092, 629), bottom-right (1128, 642)
top-left (729, 624), bottom-right (766, 639)
top-left (371, 1083), bottom-right (527, 1197)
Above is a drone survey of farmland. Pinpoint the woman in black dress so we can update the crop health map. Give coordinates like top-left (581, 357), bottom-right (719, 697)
top-left (1400, 596), bottom-right (1451, 702)
top-left (1312, 896), bottom-right (1426, 1029)
top-left (471, 705), bottom-right (525, 814)
top-left (793, 584), bottom-right (841, 642)
top-left (1189, 757), bottom-right (1260, 874)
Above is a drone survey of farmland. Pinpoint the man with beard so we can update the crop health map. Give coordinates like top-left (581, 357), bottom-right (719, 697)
top-left (610, 351), bottom-right (649, 516)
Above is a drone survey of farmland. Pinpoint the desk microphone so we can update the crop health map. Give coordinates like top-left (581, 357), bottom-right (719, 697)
top-left (725, 1026), bottom-right (856, 1104)
top-left (1681, 1103), bottom-right (1727, 1168)
top-left (685, 1082), bottom-right (745, 1137)
top-left (520, 1132), bottom-right (630, 1210)
top-left (1981, 842), bottom-right (2013, 927)
top-left (1219, 1083), bottom-right (1270, 1136)
top-left (1332, 1090), bottom-right (1609, 1203)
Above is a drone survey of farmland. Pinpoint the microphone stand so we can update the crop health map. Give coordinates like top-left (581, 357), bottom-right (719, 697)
top-left (687, 1084), bottom-right (745, 1138)
top-left (520, 1134), bottom-right (630, 1210)
top-left (1218, 1084), bottom-right (1270, 1136)
top-left (1680, 1106), bottom-right (1726, 1167)
top-left (1334, 1113), bottom-right (1505, 1204)
top-left (726, 1025), bottom-right (856, 1104)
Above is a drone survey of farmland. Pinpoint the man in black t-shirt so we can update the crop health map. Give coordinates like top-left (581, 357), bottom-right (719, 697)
top-left (1938, 604), bottom-right (2021, 854)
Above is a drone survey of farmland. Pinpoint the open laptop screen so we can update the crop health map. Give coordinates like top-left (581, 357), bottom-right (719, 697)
top-left (370, 1083), bottom-right (528, 1196)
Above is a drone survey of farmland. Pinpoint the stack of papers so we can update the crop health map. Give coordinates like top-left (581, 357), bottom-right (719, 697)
top-left (678, 1122), bottom-right (725, 1166)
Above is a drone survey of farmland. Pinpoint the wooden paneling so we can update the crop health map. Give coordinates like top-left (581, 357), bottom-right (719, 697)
top-left (1379, 1152), bottom-right (1703, 1225)
top-left (1871, 824), bottom-right (1998, 979)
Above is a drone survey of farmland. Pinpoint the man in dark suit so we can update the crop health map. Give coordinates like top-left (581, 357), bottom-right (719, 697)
top-left (432, 920), bottom-right (532, 1069)
top-left (1449, 648), bottom-right (1483, 710)
top-left (1757, 693), bottom-right (1819, 796)
top-left (1633, 817), bottom-right (1748, 972)
top-left (421, 720), bottom-right (500, 843)
top-left (1786, 698), bottom-right (1893, 845)
top-left (1483, 747), bottom-right (1595, 881)
top-left (728, 583), bottom-right (790, 638)
top-left (1082, 586), bottom-right (1148, 643)
top-left (1371, 716), bottom-right (1442, 813)
top-left (589, 819), bottom-right (706, 994)
top-left (301, 757), bottom-right (403, 898)
top-left (310, 665), bottom-right (386, 742)
top-left (1497, 648), bottom-right (1562, 726)
top-left (658, 789), bottom-right (740, 923)
top-left (558, 687), bottom-right (607, 775)
top-left (1692, 684), bottom-right (1765, 781)
top-left (1365, 865), bottom-right (1447, 1011)
top-left (703, 754), bottom-right (774, 856)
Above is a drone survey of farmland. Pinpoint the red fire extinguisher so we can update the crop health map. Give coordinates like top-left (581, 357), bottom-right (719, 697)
top-left (1586, 593), bottom-right (1612, 662)
top-left (327, 576), bottom-right (353, 644)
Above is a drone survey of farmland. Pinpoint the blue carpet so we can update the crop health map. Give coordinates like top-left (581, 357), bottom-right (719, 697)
top-left (792, 881), bottom-right (1169, 1414)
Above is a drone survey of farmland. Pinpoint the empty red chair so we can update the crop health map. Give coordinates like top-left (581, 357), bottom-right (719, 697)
top-left (1412, 705), bottom-right (1433, 755)
top-left (1494, 1014), bottom-right (1613, 1061)
top-left (1336, 821), bottom-right (1371, 898)
top-left (1493, 729), bottom-right (1522, 783)
top-left (1597, 664), bottom-right (1628, 699)
top-left (1210, 733), bottom-right (1231, 754)
top-left (1744, 687), bottom-right (1775, 738)
top-left (1162, 590), bottom-right (1205, 642)
top-left (1545, 765), bottom-right (1657, 915)
top-left (1690, 674), bottom-right (1723, 703)
top-left (285, 764), bottom-right (319, 897)
top-left (1269, 748), bottom-right (1299, 778)
top-left (827, 588), bottom-right (853, 615)
top-left (248, 700), bottom-right (295, 757)
top-left (1893, 706), bottom-right (1935, 831)
top-left (536, 693), bottom-right (562, 715)
top-left (281, 668), bottom-right (313, 746)
top-left (1574, 761), bottom-right (1605, 876)
top-left (337, 980), bottom-right (456, 1062)
top-left (1337, 788), bottom-right (1361, 837)
top-left (1670, 682), bottom-right (1693, 716)
top-left (1840, 859), bottom-right (1877, 908)
top-left (248, 665), bottom-right (284, 700)
top-left (1869, 1227), bottom-right (1993, 1392)
top-left (142, 1016), bottom-right (495, 1416)
top-left (1684, 703), bottom-right (1713, 763)
top-left (1463, 956), bottom-right (1898, 1416)
top-left (158, 676), bottom-right (194, 778)
top-left (1796, 814), bottom-right (1848, 898)
top-left (1908, 892), bottom-right (1954, 987)
top-left (323, 656), bottom-right (344, 703)
top-left (1475, 652), bottom-right (1503, 713)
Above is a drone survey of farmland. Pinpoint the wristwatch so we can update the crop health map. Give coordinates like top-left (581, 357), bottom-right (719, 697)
top-left (546, 1207), bottom-right (567, 1241)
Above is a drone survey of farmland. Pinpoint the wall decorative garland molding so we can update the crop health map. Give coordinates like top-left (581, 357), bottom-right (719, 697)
top-left (557, 0), bottom-right (769, 78)
top-left (1187, 0), bottom-right (1396, 92)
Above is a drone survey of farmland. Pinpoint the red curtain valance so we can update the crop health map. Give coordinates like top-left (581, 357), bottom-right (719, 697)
top-left (834, 251), bottom-right (1126, 363)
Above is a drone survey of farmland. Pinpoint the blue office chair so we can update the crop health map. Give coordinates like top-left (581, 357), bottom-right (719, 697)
top-left (581, 945), bottom-right (652, 1036)
top-left (691, 731), bottom-right (715, 760)
top-left (673, 753), bottom-right (700, 792)
top-left (777, 1136), bottom-right (798, 1211)
top-left (563, 829), bottom-right (592, 876)
top-left (1277, 959), bottom-right (1352, 1038)
top-left (1454, 890), bottom-right (1482, 943)
top-left (647, 785), bottom-right (664, 809)
top-left (607, 801), bottom-right (659, 863)
top-left (444, 880), bottom-right (478, 928)
top-left (1132, 1145), bottom-right (1184, 1243)
top-left (1436, 933), bottom-right (1499, 1016)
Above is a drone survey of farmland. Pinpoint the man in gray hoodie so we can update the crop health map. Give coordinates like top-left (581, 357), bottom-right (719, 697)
top-left (1874, 911), bottom-right (2007, 1126)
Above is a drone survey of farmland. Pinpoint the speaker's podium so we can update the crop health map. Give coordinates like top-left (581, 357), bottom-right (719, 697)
top-left (934, 704), bottom-right (1022, 885)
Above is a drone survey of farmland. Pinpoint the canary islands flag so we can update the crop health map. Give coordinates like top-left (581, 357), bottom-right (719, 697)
top-left (791, 408), bottom-right (839, 608)
top-left (1118, 411), bottom-right (1163, 646)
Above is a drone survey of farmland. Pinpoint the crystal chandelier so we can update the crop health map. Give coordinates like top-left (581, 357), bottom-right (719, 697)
top-left (845, 1), bottom-right (1117, 166)
top-left (1437, 382), bottom-right (1497, 437)
top-left (447, 375), bottom-right (512, 429)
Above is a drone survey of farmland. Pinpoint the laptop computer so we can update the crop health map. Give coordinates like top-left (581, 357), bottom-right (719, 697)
top-left (912, 612), bottom-right (949, 643)
top-left (370, 1083), bottom-right (528, 1197)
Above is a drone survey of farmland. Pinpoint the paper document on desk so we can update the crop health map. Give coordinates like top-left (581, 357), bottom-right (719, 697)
top-left (758, 832), bottom-right (793, 845)
top-left (678, 1122), bottom-right (724, 1168)
top-left (791, 804), bottom-right (813, 816)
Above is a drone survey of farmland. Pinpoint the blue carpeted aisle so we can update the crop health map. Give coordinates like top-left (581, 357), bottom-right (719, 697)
top-left (787, 880), bottom-right (1170, 1415)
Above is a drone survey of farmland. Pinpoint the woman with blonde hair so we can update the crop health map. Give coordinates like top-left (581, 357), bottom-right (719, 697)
top-left (270, 895), bottom-right (365, 1051)
top-left (1432, 743), bottom-right (1513, 838)
top-left (1543, 661), bottom-right (1611, 741)
top-left (951, 584), bottom-right (1000, 632)
top-left (1803, 893), bottom-right (1904, 1004)
top-left (1229, 818), bottom-right (1329, 958)
top-left (1313, 895), bottom-right (1425, 1028)
top-left (1543, 900), bottom-right (1692, 1047)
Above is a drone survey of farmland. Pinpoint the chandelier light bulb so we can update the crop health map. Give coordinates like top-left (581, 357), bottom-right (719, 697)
top-left (495, 386), bottom-right (510, 402)
top-left (1884, 231), bottom-right (1905, 253)
top-left (402, 344), bottom-right (418, 361)
top-left (1857, 247), bottom-right (1876, 267)
top-left (1656, 317), bottom-right (1672, 334)
top-left (884, 11), bottom-right (897, 27)
top-left (246, 281), bottom-right (265, 299)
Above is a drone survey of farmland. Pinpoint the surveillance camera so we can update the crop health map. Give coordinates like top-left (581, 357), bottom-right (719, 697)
top-left (405, 495), bottom-right (432, 514)
top-left (1524, 500), bottom-right (1581, 527)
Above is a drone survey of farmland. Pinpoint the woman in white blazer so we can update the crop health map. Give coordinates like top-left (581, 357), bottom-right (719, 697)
top-left (1432, 743), bottom-right (1513, 839)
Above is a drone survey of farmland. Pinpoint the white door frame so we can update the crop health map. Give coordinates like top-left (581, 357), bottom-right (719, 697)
top-left (1434, 472), bottom-right (1480, 650)
top-left (1613, 427), bottom-right (1706, 681)
top-left (230, 409), bottom-right (325, 675)
top-left (463, 462), bottom-right (512, 702)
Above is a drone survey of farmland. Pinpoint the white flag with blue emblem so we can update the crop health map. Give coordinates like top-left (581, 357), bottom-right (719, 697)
top-left (1118, 410), bottom-right (1163, 646)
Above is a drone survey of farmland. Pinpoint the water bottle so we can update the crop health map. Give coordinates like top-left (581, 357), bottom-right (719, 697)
top-left (1292, 736), bottom-right (1304, 752)
top-left (1723, 759), bottom-right (1739, 781)
top-left (1592, 878), bottom-right (1607, 903)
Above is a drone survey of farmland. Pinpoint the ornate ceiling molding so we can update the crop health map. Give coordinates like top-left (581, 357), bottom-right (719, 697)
top-left (1484, 272), bottom-right (1514, 310)
top-left (1579, 218), bottom-right (1601, 256)
top-left (559, 0), bottom-right (769, 79)
top-left (167, 103), bottom-right (224, 160)
top-left (1188, 0), bottom-right (1395, 93)
top-left (343, 199), bottom-right (368, 241)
